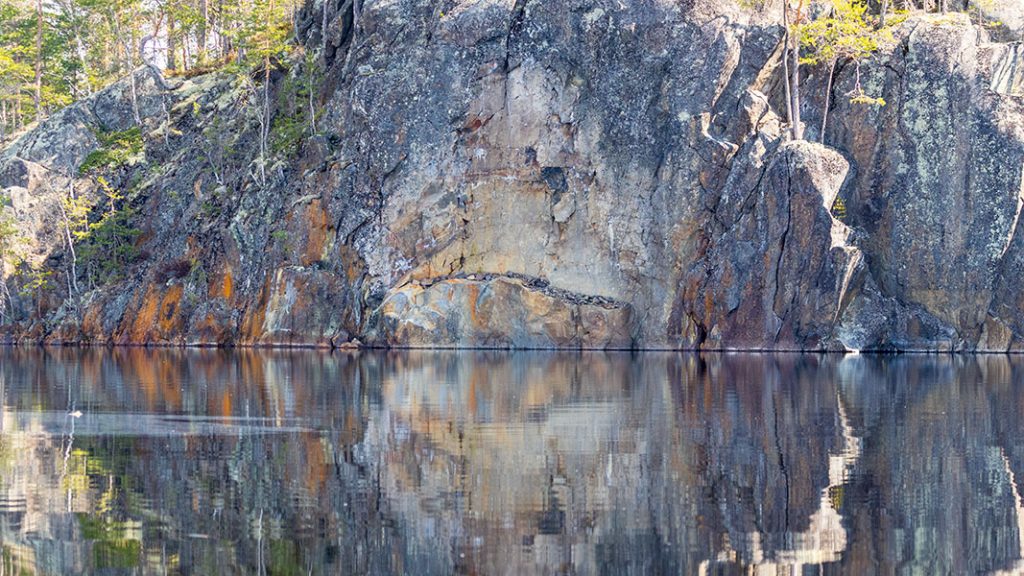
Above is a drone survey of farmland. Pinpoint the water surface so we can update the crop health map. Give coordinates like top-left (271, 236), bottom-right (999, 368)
top-left (1, 349), bottom-right (1022, 574)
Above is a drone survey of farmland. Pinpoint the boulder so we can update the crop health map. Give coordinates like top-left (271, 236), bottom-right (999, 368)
top-left (371, 277), bottom-right (634, 349)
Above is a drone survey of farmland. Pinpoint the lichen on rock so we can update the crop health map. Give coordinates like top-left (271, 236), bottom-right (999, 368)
top-left (1, 1), bottom-right (1024, 352)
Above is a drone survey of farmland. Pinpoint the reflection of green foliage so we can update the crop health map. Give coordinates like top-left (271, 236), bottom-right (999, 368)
top-left (70, 440), bottom-right (149, 570)
top-left (2, 543), bottom-right (35, 576)
top-left (829, 484), bottom-right (845, 510)
top-left (0, 438), bottom-right (11, 483)
top-left (269, 539), bottom-right (304, 576)
top-left (78, 127), bottom-right (144, 175)
top-left (77, 515), bottom-right (142, 569)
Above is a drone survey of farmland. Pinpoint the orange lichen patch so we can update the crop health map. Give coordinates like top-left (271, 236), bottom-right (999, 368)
top-left (239, 277), bottom-right (271, 343)
top-left (467, 282), bottom-right (481, 325)
top-left (158, 284), bottom-right (185, 334)
top-left (128, 284), bottom-right (162, 342)
top-left (194, 312), bottom-right (231, 345)
top-left (135, 228), bottom-right (154, 249)
top-left (302, 199), bottom-right (331, 266)
top-left (337, 244), bottom-right (363, 282)
top-left (80, 301), bottom-right (105, 339)
top-left (205, 268), bottom-right (234, 301)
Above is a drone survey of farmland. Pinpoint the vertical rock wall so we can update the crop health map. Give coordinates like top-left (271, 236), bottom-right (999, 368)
top-left (1, 2), bottom-right (1023, 351)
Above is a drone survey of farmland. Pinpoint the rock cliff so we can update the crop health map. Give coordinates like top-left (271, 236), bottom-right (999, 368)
top-left (1, 0), bottom-right (1023, 351)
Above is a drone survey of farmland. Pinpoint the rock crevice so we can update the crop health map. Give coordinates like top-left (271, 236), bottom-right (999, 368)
top-left (1, 2), bottom-right (1023, 351)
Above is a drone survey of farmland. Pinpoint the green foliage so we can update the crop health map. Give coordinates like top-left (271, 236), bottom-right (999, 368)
top-left (62, 191), bottom-right (94, 243)
top-left (850, 94), bottom-right (886, 106)
top-left (76, 206), bottom-right (141, 283)
top-left (0, 0), bottom-right (300, 137)
top-left (229, 0), bottom-right (292, 71)
top-left (269, 67), bottom-right (314, 157)
top-left (270, 109), bottom-right (304, 156)
top-left (798, 0), bottom-right (887, 68)
top-left (797, 0), bottom-right (893, 139)
top-left (200, 199), bottom-right (220, 218)
top-left (0, 196), bottom-right (21, 266)
top-left (78, 126), bottom-right (144, 175)
top-left (832, 195), bottom-right (848, 220)
top-left (64, 177), bottom-right (141, 286)
top-left (18, 265), bottom-right (53, 297)
top-left (884, 10), bottom-right (912, 27)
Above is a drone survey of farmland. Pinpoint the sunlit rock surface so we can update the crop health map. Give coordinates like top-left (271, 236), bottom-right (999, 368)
top-left (1, 2), bottom-right (1023, 350)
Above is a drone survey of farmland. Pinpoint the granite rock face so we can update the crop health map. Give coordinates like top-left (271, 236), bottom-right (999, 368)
top-left (1, 2), bottom-right (1023, 351)
top-left (679, 141), bottom-right (862, 350)
top-left (802, 13), bottom-right (1024, 351)
top-left (371, 276), bottom-right (634, 349)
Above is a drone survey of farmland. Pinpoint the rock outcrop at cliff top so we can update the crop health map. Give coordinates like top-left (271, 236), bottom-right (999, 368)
top-left (1, 1), bottom-right (1023, 351)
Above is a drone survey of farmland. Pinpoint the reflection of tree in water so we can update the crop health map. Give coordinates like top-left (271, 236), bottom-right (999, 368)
top-left (1, 351), bottom-right (1024, 574)
top-left (0, 349), bottom-right (399, 574)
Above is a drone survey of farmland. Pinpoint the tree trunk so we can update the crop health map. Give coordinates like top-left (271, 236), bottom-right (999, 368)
top-left (199, 0), bottom-right (208, 62)
top-left (217, 0), bottom-right (225, 58)
top-left (781, 2), bottom-right (795, 141)
top-left (880, 0), bottom-right (889, 28)
top-left (34, 0), bottom-right (43, 121)
top-left (14, 85), bottom-right (21, 130)
top-left (820, 58), bottom-right (837, 144)
top-left (322, 0), bottom-right (329, 55)
top-left (790, 1), bottom-right (804, 141)
top-left (168, 6), bottom-right (177, 71)
top-left (58, 191), bottom-right (80, 297)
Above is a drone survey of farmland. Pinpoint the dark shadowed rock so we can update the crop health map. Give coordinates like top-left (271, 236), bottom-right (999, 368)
top-left (680, 141), bottom-right (875, 350)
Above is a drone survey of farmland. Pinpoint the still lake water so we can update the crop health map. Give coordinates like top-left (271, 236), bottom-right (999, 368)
top-left (0, 349), bottom-right (1022, 575)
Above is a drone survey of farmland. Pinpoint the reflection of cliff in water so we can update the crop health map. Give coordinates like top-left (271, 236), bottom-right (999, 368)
top-left (1, 350), bottom-right (1024, 574)
top-left (361, 353), bottom-right (858, 575)
top-left (838, 356), bottom-right (1024, 575)
top-left (0, 348), bottom-right (383, 574)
